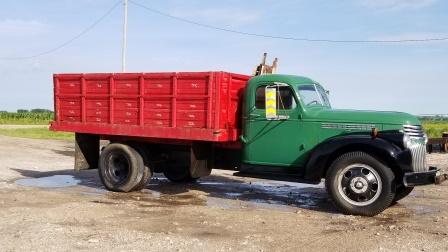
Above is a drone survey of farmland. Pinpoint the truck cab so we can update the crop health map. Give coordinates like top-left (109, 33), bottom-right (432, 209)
top-left (239, 74), bottom-right (441, 215)
top-left (242, 74), bottom-right (328, 167)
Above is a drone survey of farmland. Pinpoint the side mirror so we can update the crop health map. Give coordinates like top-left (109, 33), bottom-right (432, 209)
top-left (326, 90), bottom-right (330, 96)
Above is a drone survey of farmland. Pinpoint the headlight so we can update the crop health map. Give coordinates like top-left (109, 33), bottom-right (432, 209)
top-left (403, 134), bottom-right (411, 149)
top-left (423, 133), bottom-right (428, 144)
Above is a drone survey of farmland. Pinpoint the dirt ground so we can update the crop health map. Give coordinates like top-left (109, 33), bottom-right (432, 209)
top-left (0, 135), bottom-right (447, 252)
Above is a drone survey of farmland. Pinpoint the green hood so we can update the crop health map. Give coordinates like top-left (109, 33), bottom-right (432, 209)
top-left (304, 108), bottom-right (420, 128)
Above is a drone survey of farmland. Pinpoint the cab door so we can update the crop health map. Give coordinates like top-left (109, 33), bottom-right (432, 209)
top-left (242, 83), bottom-right (306, 168)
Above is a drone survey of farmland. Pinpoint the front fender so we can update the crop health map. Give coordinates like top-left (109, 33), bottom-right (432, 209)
top-left (304, 134), bottom-right (410, 181)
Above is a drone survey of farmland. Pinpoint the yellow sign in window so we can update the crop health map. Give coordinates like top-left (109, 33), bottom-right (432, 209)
top-left (265, 87), bottom-right (277, 120)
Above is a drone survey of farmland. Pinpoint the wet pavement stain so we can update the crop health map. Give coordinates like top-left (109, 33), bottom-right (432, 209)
top-left (13, 172), bottom-right (439, 217)
top-left (11, 170), bottom-right (334, 212)
top-left (96, 176), bottom-right (336, 213)
top-left (106, 190), bottom-right (207, 208)
top-left (194, 179), bottom-right (332, 211)
top-left (15, 175), bottom-right (80, 188)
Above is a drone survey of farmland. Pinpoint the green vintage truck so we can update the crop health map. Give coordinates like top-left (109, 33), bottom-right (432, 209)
top-left (52, 70), bottom-right (447, 217)
top-left (238, 74), bottom-right (447, 216)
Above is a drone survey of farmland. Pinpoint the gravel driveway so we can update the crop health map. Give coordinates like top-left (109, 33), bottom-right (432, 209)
top-left (0, 135), bottom-right (447, 251)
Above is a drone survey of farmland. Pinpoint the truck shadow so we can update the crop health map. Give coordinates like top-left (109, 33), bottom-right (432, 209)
top-left (11, 168), bottom-right (336, 214)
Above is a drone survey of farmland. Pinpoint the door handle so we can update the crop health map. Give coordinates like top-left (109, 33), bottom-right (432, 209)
top-left (249, 113), bottom-right (261, 118)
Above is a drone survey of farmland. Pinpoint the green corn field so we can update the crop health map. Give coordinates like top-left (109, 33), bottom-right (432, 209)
top-left (422, 121), bottom-right (448, 138)
top-left (0, 111), bottom-right (54, 125)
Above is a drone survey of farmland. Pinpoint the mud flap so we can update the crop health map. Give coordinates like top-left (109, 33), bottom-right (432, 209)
top-left (75, 133), bottom-right (99, 171)
top-left (190, 142), bottom-right (214, 178)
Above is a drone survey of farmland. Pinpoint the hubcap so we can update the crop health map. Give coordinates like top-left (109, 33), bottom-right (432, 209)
top-left (350, 177), bottom-right (368, 193)
top-left (106, 153), bottom-right (130, 184)
top-left (337, 164), bottom-right (382, 206)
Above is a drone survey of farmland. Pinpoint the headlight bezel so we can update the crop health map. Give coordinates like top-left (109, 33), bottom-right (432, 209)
top-left (403, 133), bottom-right (411, 149)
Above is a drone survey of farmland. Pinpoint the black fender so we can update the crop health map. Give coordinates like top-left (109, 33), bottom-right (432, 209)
top-left (304, 134), bottom-right (412, 182)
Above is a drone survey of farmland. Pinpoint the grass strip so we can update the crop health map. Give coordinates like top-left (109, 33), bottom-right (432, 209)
top-left (0, 128), bottom-right (74, 140)
top-left (0, 119), bottom-right (52, 125)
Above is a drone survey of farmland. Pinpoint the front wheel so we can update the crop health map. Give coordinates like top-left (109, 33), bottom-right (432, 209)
top-left (325, 152), bottom-right (396, 216)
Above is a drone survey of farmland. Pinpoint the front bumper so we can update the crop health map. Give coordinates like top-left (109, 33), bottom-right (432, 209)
top-left (403, 166), bottom-right (448, 187)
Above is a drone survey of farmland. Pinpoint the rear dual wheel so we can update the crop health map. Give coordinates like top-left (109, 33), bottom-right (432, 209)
top-left (131, 145), bottom-right (153, 191)
top-left (326, 152), bottom-right (396, 216)
top-left (99, 143), bottom-right (152, 192)
top-left (163, 151), bottom-right (198, 183)
top-left (163, 165), bottom-right (198, 183)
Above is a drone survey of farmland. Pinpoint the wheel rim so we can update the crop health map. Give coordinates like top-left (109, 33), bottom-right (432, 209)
top-left (106, 152), bottom-right (130, 185)
top-left (337, 163), bottom-right (382, 206)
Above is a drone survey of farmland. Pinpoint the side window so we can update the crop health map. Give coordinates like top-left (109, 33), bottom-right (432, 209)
top-left (255, 87), bottom-right (266, 109)
top-left (255, 85), bottom-right (297, 110)
top-left (278, 87), bottom-right (297, 110)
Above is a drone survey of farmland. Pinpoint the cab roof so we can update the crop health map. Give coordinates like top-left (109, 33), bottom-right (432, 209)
top-left (249, 74), bottom-right (317, 86)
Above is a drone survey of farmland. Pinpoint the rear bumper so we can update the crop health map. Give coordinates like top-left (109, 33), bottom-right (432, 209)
top-left (403, 166), bottom-right (448, 187)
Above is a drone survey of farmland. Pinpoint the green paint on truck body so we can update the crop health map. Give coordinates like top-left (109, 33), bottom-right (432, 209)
top-left (241, 74), bottom-right (420, 170)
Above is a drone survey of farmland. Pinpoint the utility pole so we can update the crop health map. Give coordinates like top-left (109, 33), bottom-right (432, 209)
top-left (121, 0), bottom-right (128, 72)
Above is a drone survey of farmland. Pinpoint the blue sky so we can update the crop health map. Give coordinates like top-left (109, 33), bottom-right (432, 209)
top-left (0, 0), bottom-right (447, 115)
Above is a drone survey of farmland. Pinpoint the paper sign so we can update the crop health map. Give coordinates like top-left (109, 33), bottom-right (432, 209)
top-left (265, 87), bottom-right (277, 119)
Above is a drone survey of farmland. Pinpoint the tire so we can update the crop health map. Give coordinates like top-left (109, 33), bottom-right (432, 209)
top-left (132, 164), bottom-right (152, 191)
top-left (98, 143), bottom-right (145, 192)
top-left (325, 151), bottom-right (396, 216)
top-left (426, 144), bottom-right (433, 154)
top-left (163, 165), bottom-right (198, 183)
top-left (163, 151), bottom-right (198, 183)
top-left (392, 185), bottom-right (414, 203)
top-left (131, 145), bottom-right (153, 191)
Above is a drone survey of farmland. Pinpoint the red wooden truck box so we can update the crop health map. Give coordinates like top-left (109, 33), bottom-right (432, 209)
top-left (50, 72), bottom-right (251, 142)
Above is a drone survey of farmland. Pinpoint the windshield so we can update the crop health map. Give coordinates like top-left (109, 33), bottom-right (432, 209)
top-left (298, 84), bottom-right (331, 107)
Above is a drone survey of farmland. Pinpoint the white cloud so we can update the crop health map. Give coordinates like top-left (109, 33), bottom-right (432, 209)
top-left (0, 19), bottom-right (48, 37)
top-left (170, 8), bottom-right (262, 26)
top-left (356, 0), bottom-right (438, 10)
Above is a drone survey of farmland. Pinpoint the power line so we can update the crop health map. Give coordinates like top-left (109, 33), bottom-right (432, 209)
top-left (130, 0), bottom-right (448, 44)
top-left (121, 0), bottom-right (128, 72)
top-left (1, 1), bottom-right (446, 62)
top-left (0, 1), bottom-right (121, 60)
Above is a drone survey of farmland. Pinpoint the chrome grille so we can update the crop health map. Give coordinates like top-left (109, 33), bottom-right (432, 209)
top-left (403, 125), bottom-right (427, 172)
top-left (403, 125), bottom-right (425, 137)
top-left (408, 140), bottom-right (427, 172)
